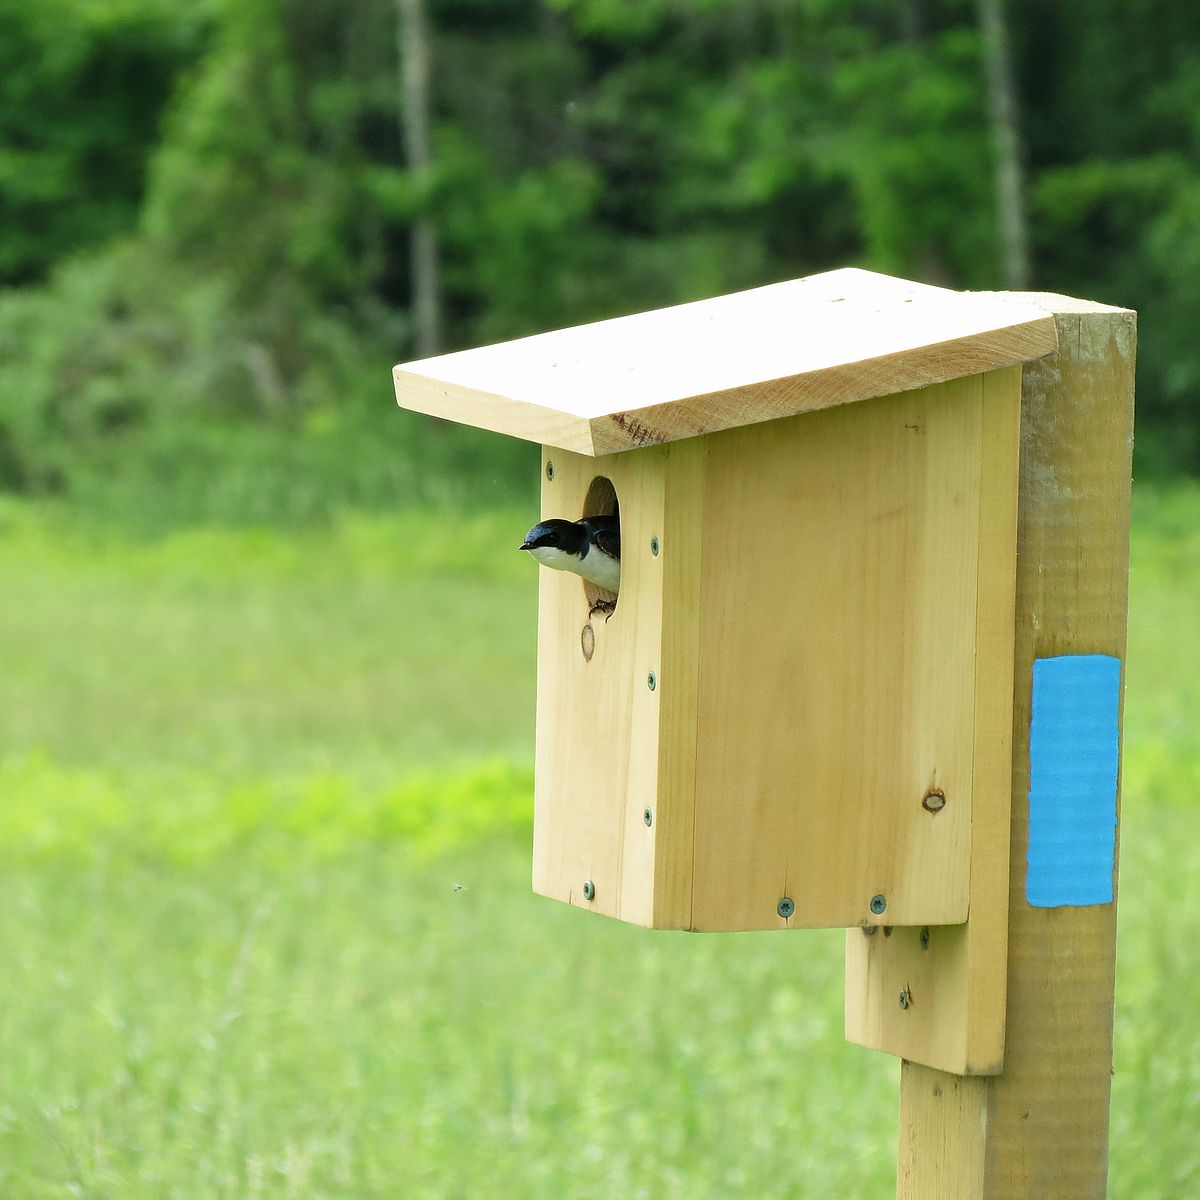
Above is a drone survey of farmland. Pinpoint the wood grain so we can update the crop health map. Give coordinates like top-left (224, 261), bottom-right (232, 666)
top-left (532, 371), bottom-right (1019, 935)
top-left (650, 438), bottom-right (705, 927)
top-left (393, 269), bottom-right (1057, 454)
top-left (899, 1073), bottom-right (988, 1199)
top-left (896, 299), bottom-right (1135, 1199)
top-left (530, 444), bottom-right (662, 926)
top-left (686, 373), bottom-right (1012, 931)
top-left (844, 366), bottom-right (1021, 1075)
top-left (530, 442), bottom-right (703, 927)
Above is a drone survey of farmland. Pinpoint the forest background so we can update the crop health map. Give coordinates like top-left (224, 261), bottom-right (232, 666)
top-left (2, 0), bottom-right (1199, 521)
top-left (0, 2), bottom-right (1197, 1196)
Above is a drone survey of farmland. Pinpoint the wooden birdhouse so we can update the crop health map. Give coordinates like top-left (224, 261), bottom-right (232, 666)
top-left (393, 267), bottom-right (1060, 938)
top-left (394, 269), bottom-right (1067, 1002)
top-left (395, 268), bottom-right (1137, 1184)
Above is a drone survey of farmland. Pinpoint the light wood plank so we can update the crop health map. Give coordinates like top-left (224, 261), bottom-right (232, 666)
top-left (844, 366), bottom-right (1021, 1075)
top-left (687, 375), bottom-right (1003, 930)
top-left (897, 300), bottom-right (1135, 1199)
top-left (530, 442), bottom-right (702, 927)
top-left (530, 444), bottom-right (662, 925)
top-left (899, 1073), bottom-right (988, 1199)
top-left (651, 438), bottom-right (706, 927)
top-left (393, 269), bottom-right (1058, 454)
top-left (961, 364), bottom-right (1023, 1065)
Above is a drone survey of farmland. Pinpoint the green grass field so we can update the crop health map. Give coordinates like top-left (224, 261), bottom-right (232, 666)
top-left (0, 486), bottom-right (1197, 1198)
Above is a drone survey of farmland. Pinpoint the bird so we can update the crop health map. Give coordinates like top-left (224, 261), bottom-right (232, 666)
top-left (519, 516), bottom-right (620, 616)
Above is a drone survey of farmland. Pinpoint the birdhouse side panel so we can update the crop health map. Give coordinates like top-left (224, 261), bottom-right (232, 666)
top-left (648, 438), bottom-right (708, 928)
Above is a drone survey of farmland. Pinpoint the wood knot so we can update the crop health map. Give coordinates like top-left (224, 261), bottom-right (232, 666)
top-left (580, 623), bottom-right (595, 662)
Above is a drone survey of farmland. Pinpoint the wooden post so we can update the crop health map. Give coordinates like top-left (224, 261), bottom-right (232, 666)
top-left (896, 297), bottom-right (1135, 1199)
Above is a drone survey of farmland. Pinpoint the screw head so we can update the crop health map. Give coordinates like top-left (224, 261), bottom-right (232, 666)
top-left (650, 536), bottom-right (660, 556)
top-left (777, 897), bottom-right (795, 919)
top-left (582, 880), bottom-right (595, 902)
top-left (546, 461), bottom-right (555, 481)
top-left (647, 671), bottom-right (657, 691)
top-left (898, 989), bottom-right (910, 1010)
top-left (922, 789), bottom-right (947, 814)
top-left (643, 808), bottom-right (653, 827)
top-left (870, 894), bottom-right (887, 916)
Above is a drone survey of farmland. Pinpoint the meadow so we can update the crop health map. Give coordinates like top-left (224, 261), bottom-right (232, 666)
top-left (0, 484), bottom-right (1196, 1198)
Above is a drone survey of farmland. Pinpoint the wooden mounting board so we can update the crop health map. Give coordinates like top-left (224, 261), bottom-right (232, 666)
top-left (843, 367), bottom-right (1021, 1074)
top-left (393, 269), bottom-right (1057, 455)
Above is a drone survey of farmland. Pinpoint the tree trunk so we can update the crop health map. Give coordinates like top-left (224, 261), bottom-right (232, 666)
top-left (977, 0), bottom-right (1031, 289)
top-left (898, 0), bottom-right (923, 45)
top-left (397, 0), bottom-right (441, 357)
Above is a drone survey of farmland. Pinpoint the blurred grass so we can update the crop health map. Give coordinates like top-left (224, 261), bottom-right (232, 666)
top-left (0, 845), bottom-right (895, 1199)
top-left (0, 484), bottom-right (1195, 1197)
top-left (0, 501), bottom-right (536, 778)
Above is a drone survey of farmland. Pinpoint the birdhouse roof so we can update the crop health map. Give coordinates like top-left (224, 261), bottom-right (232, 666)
top-left (391, 268), bottom-right (1058, 456)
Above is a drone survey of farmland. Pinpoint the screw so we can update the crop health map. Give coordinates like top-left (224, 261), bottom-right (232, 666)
top-left (643, 808), bottom-right (653, 827)
top-left (647, 671), bottom-right (657, 691)
top-left (920, 927), bottom-right (930, 950)
top-left (650, 536), bottom-right (660, 556)
top-left (546, 461), bottom-right (555, 481)
top-left (582, 880), bottom-right (595, 902)
top-left (777, 897), bottom-right (795, 919)
top-left (922, 789), bottom-right (947, 814)
top-left (898, 989), bottom-right (910, 1010)
top-left (870, 894), bottom-right (887, 916)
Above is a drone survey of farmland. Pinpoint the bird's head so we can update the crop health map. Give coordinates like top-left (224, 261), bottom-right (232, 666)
top-left (519, 519), bottom-right (586, 557)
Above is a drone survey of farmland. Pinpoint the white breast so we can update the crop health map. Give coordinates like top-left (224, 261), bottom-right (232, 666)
top-left (529, 544), bottom-right (621, 591)
top-left (578, 545), bottom-right (621, 591)
top-left (529, 545), bottom-right (583, 574)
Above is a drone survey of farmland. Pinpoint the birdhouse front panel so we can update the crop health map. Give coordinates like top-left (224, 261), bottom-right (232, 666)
top-left (531, 440), bottom-right (704, 929)
top-left (529, 367), bottom-right (1020, 932)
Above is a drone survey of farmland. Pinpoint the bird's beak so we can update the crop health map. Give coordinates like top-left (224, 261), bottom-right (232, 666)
top-left (518, 540), bottom-right (533, 551)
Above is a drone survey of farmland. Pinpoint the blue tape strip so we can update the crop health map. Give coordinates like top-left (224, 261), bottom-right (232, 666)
top-left (1026, 654), bottom-right (1121, 908)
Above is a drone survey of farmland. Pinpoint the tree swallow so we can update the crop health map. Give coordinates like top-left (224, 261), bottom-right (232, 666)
top-left (519, 517), bottom-right (621, 607)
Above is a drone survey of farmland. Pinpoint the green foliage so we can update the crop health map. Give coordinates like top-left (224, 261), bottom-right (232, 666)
top-left (0, 2), bottom-right (1195, 1182)
top-left (0, 753), bottom-right (533, 866)
top-left (0, 806), bottom-right (1190, 1190)
top-left (0, 502), bottom-right (538, 775)
top-left (1012, 0), bottom-right (1200, 473)
top-left (0, 0), bottom-right (210, 284)
top-left (1124, 483), bottom-right (1200, 804)
top-left (142, 0), bottom-right (396, 305)
top-left (1, 811), bottom-right (1196, 1196)
top-left (0, 485), bottom-right (1195, 1195)
top-left (0, 240), bottom-right (535, 521)
top-left (0, 0), bottom-right (1199, 515)
top-left (0, 845), bottom-right (898, 1198)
